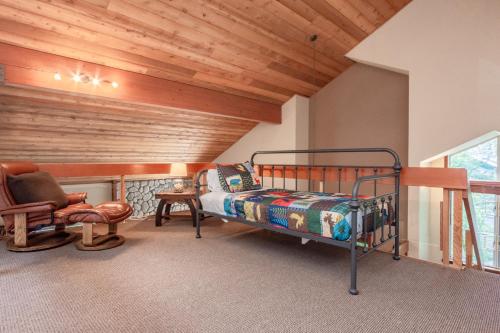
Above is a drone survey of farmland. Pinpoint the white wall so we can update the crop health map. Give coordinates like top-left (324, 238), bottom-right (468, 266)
top-left (61, 183), bottom-right (112, 206)
top-left (215, 94), bottom-right (309, 190)
top-left (309, 63), bottom-right (409, 238)
top-left (346, 0), bottom-right (500, 259)
top-left (215, 95), bottom-right (309, 165)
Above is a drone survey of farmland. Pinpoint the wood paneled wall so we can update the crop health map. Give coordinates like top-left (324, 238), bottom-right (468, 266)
top-left (0, 86), bottom-right (257, 163)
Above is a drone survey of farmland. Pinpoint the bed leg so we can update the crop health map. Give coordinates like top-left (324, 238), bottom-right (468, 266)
top-left (349, 200), bottom-right (359, 295)
top-left (195, 181), bottom-right (202, 239)
top-left (349, 249), bottom-right (358, 295)
top-left (393, 174), bottom-right (400, 260)
top-left (195, 209), bottom-right (201, 239)
top-left (393, 236), bottom-right (400, 260)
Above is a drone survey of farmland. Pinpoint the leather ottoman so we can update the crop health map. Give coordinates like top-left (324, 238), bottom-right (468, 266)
top-left (67, 202), bottom-right (133, 251)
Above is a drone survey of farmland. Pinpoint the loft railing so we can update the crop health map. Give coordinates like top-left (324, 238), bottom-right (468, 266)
top-left (467, 181), bottom-right (500, 270)
top-left (0, 160), bottom-right (485, 271)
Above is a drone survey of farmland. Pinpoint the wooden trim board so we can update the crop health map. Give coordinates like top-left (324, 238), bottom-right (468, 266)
top-left (0, 43), bottom-right (281, 123)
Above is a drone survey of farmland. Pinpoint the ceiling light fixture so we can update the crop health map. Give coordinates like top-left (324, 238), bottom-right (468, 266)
top-left (310, 34), bottom-right (318, 88)
top-left (54, 72), bottom-right (118, 89)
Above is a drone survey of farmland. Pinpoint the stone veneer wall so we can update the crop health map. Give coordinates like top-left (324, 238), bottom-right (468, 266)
top-left (117, 178), bottom-right (193, 218)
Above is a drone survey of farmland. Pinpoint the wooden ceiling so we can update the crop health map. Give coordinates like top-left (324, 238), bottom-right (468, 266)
top-left (0, 85), bottom-right (257, 163)
top-left (0, 0), bottom-right (410, 105)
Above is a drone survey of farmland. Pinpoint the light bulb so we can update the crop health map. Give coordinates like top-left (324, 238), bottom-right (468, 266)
top-left (72, 73), bottom-right (81, 82)
top-left (111, 81), bottom-right (119, 88)
top-left (92, 77), bottom-right (100, 86)
top-left (54, 72), bottom-right (62, 81)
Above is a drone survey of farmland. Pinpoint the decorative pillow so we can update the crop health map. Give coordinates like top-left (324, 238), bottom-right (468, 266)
top-left (7, 171), bottom-right (69, 209)
top-left (216, 162), bottom-right (262, 193)
top-left (207, 169), bottom-right (224, 192)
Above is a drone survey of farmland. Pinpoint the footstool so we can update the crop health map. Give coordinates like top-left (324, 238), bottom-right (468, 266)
top-left (66, 202), bottom-right (133, 251)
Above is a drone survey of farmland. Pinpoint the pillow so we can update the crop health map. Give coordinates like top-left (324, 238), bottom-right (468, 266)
top-left (207, 169), bottom-right (224, 192)
top-left (7, 171), bottom-right (69, 209)
top-left (216, 162), bottom-right (262, 193)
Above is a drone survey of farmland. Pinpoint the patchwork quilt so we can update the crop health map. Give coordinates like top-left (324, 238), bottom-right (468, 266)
top-left (220, 189), bottom-right (370, 241)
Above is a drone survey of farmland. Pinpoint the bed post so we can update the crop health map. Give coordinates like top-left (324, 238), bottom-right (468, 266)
top-left (393, 161), bottom-right (402, 260)
top-left (349, 199), bottom-right (360, 295)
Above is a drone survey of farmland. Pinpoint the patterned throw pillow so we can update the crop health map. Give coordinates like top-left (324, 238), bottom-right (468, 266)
top-left (216, 162), bottom-right (262, 193)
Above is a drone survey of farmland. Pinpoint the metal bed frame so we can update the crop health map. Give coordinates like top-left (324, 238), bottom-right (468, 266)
top-left (194, 148), bottom-right (402, 295)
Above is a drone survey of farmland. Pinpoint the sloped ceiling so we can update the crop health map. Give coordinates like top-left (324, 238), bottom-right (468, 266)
top-left (0, 86), bottom-right (257, 163)
top-left (0, 0), bottom-right (410, 163)
top-left (0, 0), bottom-right (410, 104)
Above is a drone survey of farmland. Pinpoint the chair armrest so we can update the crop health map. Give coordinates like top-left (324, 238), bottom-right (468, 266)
top-left (0, 201), bottom-right (57, 216)
top-left (66, 192), bottom-right (87, 205)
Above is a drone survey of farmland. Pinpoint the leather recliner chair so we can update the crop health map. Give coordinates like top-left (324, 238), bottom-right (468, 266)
top-left (0, 162), bottom-right (133, 251)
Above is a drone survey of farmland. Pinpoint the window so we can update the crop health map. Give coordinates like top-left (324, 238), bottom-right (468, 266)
top-left (449, 137), bottom-right (499, 268)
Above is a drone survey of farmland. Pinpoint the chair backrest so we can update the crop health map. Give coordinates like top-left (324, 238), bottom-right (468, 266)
top-left (0, 162), bottom-right (39, 210)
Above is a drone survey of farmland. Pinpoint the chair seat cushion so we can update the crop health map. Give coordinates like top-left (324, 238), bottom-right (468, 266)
top-left (54, 203), bottom-right (94, 222)
top-left (7, 171), bottom-right (69, 209)
top-left (64, 202), bottom-right (132, 224)
top-left (94, 202), bottom-right (133, 224)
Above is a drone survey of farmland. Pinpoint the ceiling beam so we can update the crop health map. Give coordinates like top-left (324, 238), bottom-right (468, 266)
top-left (0, 43), bottom-right (282, 123)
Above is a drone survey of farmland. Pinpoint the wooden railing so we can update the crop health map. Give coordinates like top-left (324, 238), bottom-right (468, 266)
top-left (467, 181), bottom-right (500, 269)
top-left (470, 181), bottom-right (500, 195)
top-left (21, 162), bottom-right (487, 270)
top-left (440, 180), bottom-right (500, 270)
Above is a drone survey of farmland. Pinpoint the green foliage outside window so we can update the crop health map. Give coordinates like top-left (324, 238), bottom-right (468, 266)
top-left (449, 138), bottom-right (498, 268)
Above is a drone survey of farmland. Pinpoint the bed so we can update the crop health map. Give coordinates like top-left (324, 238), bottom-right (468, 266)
top-left (194, 148), bottom-right (402, 295)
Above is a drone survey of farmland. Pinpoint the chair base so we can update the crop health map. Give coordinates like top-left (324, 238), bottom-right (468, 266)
top-left (75, 222), bottom-right (125, 251)
top-left (6, 230), bottom-right (77, 252)
top-left (75, 232), bottom-right (125, 251)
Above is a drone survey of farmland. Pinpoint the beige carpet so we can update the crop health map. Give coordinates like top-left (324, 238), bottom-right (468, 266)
top-left (0, 217), bottom-right (499, 333)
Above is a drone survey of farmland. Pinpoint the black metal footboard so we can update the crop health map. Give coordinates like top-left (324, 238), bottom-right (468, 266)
top-left (194, 148), bottom-right (401, 295)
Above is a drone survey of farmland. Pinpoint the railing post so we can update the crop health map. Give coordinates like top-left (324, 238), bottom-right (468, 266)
top-left (462, 191), bottom-right (483, 270)
top-left (453, 190), bottom-right (463, 268)
top-left (465, 230), bottom-right (473, 268)
top-left (442, 189), bottom-right (450, 266)
top-left (120, 175), bottom-right (126, 203)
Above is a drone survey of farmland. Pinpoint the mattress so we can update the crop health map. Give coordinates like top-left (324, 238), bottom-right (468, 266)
top-left (200, 189), bottom-right (371, 241)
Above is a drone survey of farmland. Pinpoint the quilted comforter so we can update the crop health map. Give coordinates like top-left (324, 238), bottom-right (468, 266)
top-left (216, 189), bottom-right (368, 241)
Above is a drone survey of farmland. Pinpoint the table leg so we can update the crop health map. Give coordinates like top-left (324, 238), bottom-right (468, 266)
top-left (164, 203), bottom-right (172, 218)
top-left (155, 200), bottom-right (166, 227)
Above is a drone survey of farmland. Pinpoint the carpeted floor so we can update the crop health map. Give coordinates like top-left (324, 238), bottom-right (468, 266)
top-left (0, 217), bottom-right (499, 333)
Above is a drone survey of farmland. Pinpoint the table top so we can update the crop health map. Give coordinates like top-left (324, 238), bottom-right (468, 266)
top-left (155, 191), bottom-right (195, 200)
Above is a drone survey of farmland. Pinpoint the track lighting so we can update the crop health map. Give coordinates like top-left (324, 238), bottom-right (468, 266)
top-left (72, 73), bottom-right (81, 82)
top-left (53, 71), bottom-right (118, 89)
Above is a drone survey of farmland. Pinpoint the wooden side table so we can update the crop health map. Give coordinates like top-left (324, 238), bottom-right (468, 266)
top-left (155, 191), bottom-right (197, 227)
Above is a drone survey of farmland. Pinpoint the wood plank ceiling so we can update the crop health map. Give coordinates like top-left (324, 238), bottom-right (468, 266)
top-left (0, 0), bottom-right (410, 163)
top-left (0, 0), bottom-right (410, 104)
